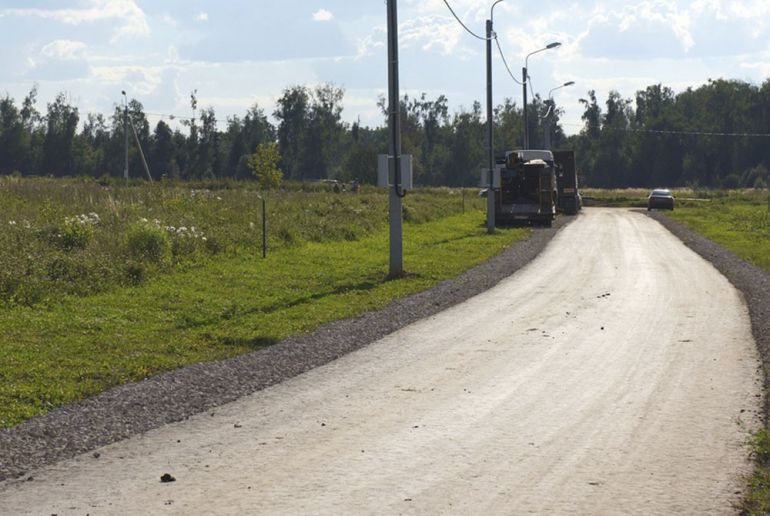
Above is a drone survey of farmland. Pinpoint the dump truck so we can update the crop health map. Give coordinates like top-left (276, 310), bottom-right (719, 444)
top-left (493, 149), bottom-right (558, 226)
top-left (553, 149), bottom-right (581, 215)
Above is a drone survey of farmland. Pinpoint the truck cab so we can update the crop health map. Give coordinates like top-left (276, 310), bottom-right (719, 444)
top-left (494, 149), bottom-right (557, 226)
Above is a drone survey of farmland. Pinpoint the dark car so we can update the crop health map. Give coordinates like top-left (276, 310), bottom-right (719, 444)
top-left (647, 188), bottom-right (674, 210)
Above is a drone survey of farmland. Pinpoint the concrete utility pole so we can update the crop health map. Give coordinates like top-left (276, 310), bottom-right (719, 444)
top-left (386, 0), bottom-right (404, 277)
top-left (522, 67), bottom-right (529, 149)
top-left (485, 0), bottom-right (504, 234)
top-left (122, 91), bottom-right (129, 180)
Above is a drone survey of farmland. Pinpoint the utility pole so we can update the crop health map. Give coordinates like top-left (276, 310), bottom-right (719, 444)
top-left (386, 0), bottom-right (404, 277)
top-left (485, 18), bottom-right (495, 234)
top-left (122, 91), bottom-right (129, 180)
top-left (522, 67), bottom-right (529, 149)
top-left (485, 0), bottom-right (504, 234)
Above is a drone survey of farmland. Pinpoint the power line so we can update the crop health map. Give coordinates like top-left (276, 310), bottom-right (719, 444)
top-left (145, 112), bottom-right (192, 122)
top-left (144, 111), bottom-right (231, 129)
top-left (494, 36), bottom-right (523, 85)
top-left (441, 0), bottom-right (526, 91)
top-left (442, 0), bottom-right (490, 41)
top-left (562, 122), bottom-right (770, 138)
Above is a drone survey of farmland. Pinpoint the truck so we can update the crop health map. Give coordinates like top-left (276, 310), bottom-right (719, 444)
top-left (553, 149), bottom-right (581, 215)
top-left (492, 149), bottom-right (558, 226)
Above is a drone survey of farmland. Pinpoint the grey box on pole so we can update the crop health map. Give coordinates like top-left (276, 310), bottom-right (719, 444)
top-left (377, 154), bottom-right (413, 190)
top-left (479, 167), bottom-right (501, 188)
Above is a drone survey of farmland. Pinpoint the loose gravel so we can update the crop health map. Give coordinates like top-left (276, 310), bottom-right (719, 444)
top-left (0, 216), bottom-right (573, 481)
top-left (1, 210), bottom-right (768, 484)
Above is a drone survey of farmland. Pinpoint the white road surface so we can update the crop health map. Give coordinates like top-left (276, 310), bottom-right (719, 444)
top-left (0, 208), bottom-right (762, 515)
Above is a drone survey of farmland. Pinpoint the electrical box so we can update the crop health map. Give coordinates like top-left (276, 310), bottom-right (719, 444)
top-left (479, 166), bottom-right (501, 188)
top-left (377, 154), bottom-right (413, 190)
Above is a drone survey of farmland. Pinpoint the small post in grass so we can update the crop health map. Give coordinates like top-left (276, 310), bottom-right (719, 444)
top-left (261, 196), bottom-right (267, 259)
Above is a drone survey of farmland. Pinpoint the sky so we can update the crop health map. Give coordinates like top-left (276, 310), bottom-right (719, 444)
top-left (1, 0), bottom-right (769, 137)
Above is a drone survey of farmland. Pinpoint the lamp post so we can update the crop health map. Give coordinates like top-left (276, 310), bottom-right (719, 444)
top-left (485, 0), bottom-right (504, 234)
top-left (543, 81), bottom-right (574, 149)
top-left (122, 90), bottom-right (129, 180)
top-left (522, 41), bottom-right (561, 149)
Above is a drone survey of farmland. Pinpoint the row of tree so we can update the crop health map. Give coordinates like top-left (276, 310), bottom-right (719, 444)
top-left (572, 79), bottom-right (770, 188)
top-left (1, 79), bottom-right (769, 188)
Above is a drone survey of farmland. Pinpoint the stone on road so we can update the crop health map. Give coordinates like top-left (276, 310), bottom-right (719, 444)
top-left (0, 208), bottom-right (761, 515)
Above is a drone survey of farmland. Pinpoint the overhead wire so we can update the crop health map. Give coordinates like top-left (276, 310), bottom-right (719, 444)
top-left (441, 0), bottom-right (491, 41)
top-left (144, 111), bottom-right (232, 129)
top-left (494, 36), bottom-right (523, 85)
top-left (561, 122), bottom-right (770, 138)
top-left (442, 0), bottom-right (526, 88)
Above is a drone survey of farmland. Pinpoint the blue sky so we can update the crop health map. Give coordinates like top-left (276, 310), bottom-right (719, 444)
top-left (1, 0), bottom-right (769, 136)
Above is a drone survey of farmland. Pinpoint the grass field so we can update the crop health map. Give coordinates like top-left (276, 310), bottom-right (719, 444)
top-left (0, 178), bottom-right (526, 428)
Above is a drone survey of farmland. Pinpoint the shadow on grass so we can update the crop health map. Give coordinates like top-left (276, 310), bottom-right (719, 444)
top-left (420, 231), bottom-right (480, 247)
top-left (215, 335), bottom-right (278, 349)
top-left (261, 279), bottom-right (381, 313)
top-left (177, 279), bottom-right (385, 332)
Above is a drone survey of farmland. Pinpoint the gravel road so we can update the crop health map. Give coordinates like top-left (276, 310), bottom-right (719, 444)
top-left (0, 208), bottom-right (762, 515)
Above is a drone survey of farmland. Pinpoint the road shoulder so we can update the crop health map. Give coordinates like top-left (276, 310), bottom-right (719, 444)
top-left (648, 210), bottom-right (769, 422)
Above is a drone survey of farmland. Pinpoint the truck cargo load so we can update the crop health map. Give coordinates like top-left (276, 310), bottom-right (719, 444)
top-left (553, 149), bottom-right (581, 215)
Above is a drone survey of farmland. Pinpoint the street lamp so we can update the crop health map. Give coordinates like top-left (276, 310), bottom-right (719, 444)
top-left (542, 81), bottom-right (575, 149)
top-left (485, 0), bottom-right (504, 234)
top-left (522, 41), bottom-right (561, 149)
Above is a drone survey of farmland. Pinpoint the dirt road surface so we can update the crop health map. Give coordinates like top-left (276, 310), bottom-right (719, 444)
top-left (0, 208), bottom-right (762, 515)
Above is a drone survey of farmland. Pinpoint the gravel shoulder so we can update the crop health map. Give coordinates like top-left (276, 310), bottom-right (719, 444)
top-left (0, 215), bottom-right (574, 482)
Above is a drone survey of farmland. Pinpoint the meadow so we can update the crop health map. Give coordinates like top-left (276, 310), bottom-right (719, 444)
top-left (0, 177), bottom-right (527, 427)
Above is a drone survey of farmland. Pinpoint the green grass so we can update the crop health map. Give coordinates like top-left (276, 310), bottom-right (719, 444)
top-left (0, 208), bottom-right (527, 428)
top-left (667, 190), bottom-right (770, 273)
top-left (0, 177), bottom-right (484, 307)
top-left (744, 429), bottom-right (770, 515)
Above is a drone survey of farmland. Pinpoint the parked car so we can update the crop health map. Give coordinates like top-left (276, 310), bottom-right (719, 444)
top-left (647, 188), bottom-right (675, 210)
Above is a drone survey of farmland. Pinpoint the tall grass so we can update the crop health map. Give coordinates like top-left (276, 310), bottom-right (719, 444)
top-left (0, 177), bottom-right (484, 307)
top-left (0, 178), bottom-right (520, 428)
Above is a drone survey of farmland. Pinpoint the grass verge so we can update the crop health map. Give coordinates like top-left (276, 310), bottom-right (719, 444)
top-left (0, 211), bottom-right (527, 428)
top-left (667, 194), bottom-right (770, 274)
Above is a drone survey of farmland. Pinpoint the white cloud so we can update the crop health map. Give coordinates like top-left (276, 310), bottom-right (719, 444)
top-left (197, 12), bottom-right (209, 22)
top-left (400, 15), bottom-right (473, 58)
top-left (0, 0), bottom-right (149, 41)
top-left (40, 40), bottom-right (88, 61)
top-left (355, 30), bottom-right (386, 61)
top-left (313, 9), bottom-right (334, 22)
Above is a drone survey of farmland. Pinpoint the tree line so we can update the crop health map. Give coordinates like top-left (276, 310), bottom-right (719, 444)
top-left (1, 79), bottom-right (769, 188)
top-left (569, 79), bottom-right (770, 189)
